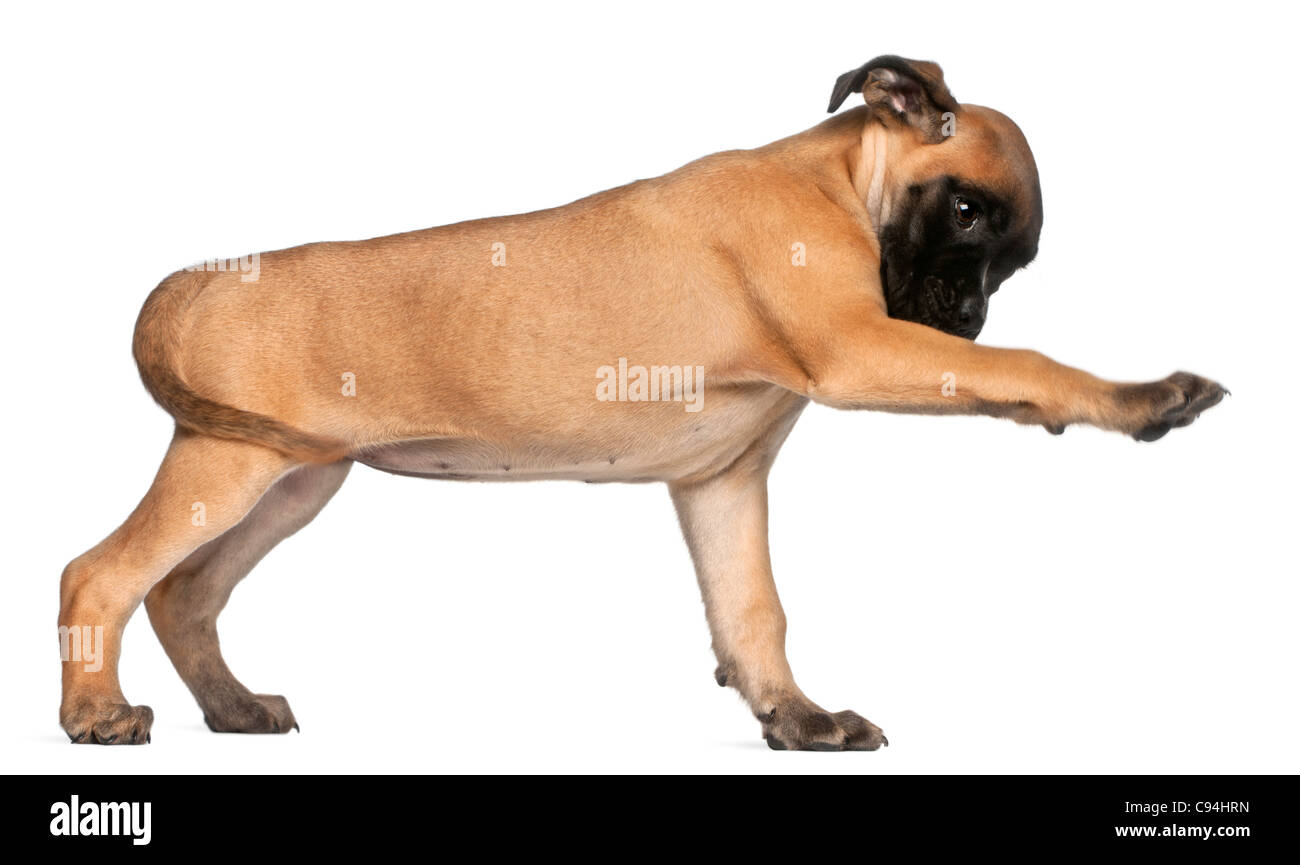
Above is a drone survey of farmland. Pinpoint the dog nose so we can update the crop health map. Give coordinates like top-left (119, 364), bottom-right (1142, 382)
top-left (958, 296), bottom-right (985, 329)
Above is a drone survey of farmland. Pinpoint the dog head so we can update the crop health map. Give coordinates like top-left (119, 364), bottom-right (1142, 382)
top-left (829, 56), bottom-right (1043, 340)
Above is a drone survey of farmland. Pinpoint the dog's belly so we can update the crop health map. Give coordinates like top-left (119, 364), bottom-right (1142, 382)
top-left (351, 387), bottom-right (808, 483)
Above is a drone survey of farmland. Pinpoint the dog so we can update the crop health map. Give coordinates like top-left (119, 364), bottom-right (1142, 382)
top-left (58, 56), bottom-right (1226, 749)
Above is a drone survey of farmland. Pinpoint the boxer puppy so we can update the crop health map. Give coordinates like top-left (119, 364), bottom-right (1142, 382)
top-left (59, 56), bottom-right (1225, 749)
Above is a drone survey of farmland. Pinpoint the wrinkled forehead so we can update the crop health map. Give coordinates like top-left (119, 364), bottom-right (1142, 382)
top-left (896, 104), bottom-right (1042, 233)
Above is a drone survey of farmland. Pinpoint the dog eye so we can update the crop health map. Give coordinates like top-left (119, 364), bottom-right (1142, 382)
top-left (954, 197), bottom-right (980, 228)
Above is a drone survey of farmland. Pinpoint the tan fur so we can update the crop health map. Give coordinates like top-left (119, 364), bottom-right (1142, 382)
top-left (60, 69), bottom-right (1223, 748)
top-left (134, 271), bottom-right (351, 463)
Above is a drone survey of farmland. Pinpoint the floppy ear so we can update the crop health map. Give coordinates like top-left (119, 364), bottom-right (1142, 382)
top-left (827, 55), bottom-right (958, 141)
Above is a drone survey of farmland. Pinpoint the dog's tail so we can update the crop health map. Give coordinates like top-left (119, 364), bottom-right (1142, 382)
top-left (132, 269), bottom-right (350, 463)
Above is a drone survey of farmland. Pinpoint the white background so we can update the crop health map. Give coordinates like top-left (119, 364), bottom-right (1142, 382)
top-left (2, 1), bottom-right (1295, 774)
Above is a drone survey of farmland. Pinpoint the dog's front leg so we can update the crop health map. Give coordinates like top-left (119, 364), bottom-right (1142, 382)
top-left (669, 444), bottom-right (887, 751)
top-left (799, 313), bottom-right (1226, 438)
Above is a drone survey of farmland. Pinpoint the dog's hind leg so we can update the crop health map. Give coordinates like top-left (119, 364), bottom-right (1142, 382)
top-left (59, 430), bottom-right (296, 744)
top-left (143, 459), bottom-right (351, 734)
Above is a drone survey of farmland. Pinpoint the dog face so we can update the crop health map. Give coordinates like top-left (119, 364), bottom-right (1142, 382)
top-left (877, 146), bottom-right (1042, 340)
top-left (830, 57), bottom-right (1044, 340)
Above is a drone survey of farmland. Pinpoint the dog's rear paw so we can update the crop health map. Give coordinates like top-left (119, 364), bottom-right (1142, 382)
top-left (63, 702), bottom-right (153, 745)
top-left (760, 699), bottom-right (887, 752)
top-left (1120, 371), bottom-right (1227, 442)
top-left (204, 693), bottom-right (298, 734)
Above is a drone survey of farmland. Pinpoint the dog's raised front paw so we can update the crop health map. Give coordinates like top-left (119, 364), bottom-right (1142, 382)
top-left (760, 698), bottom-right (887, 751)
top-left (1118, 371), bottom-right (1227, 442)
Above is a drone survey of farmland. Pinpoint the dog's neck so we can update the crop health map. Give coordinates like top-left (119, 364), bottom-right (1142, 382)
top-left (762, 108), bottom-right (897, 254)
top-left (855, 121), bottom-right (891, 232)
